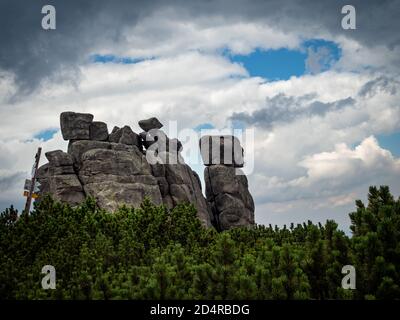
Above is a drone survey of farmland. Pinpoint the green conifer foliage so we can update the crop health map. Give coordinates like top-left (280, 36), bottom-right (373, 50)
top-left (0, 186), bottom-right (399, 299)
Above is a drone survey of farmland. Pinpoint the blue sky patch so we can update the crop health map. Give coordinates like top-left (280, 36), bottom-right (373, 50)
top-left (34, 129), bottom-right (58, 141)
top-left (230, 48), bottom-right (307, 80)
top-left (303, 39), bottom-right (341, 74)
top-left (90, 54), bottom-right (150, 64)
top-left (377, 131), bottom-right (400, 157)
top-left (228, 39), bottom-right (341, 80)
top-left (194, 123), bottom-right (215, 131)
top-left (303, 39), bottom-right (341, 61)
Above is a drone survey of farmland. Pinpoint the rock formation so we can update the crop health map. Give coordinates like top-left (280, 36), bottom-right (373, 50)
top-left (37, 111), bottom-right (255, 230)
top-left (200, 135), bottom-right (255, 230)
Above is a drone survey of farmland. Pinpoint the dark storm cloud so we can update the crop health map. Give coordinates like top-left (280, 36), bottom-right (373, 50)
top-left (0, 172), bottom-right (25, 191)
top-left (358, 76), bottom-right (399, 97)
top-left (0, 171), bottom-right (25, 212)
top-left (195, 0), bottom-right (400, 49)
top-left (0, 0), bottom-right (158, 97)
top-left (0, 0), bottom-right (399, 96)
top-left (230, 93), bottom-right (355, 128)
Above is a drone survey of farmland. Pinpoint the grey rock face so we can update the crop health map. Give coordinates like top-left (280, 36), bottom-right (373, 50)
top-left (165, 163), bottom-right (212, 227)
top-left (138, 117), bottom-right (163, 132)
top-left (49, 174), bottom-right (85, 205)
top-left (45, 150), bottom-right (73, 167)
top-left (149, 159), bottom-right (212, 227)
top-left (204, 165), bottom-right (254, 230)
top-left (201, 135), bottom-right (254, 231)
top-left (141, 129), bottom-right (167, 152)
top-left (79, 147), bottom-right (152, 184)
top-left (89, 121), bottom-right (109, 141)
top-left (36, 112), bottom-right (255, 230)
top-left (76, 144), bottom-right (161, 212)
top-left (67, 140), bottom-right (110, 169)
top-left (119, 126), bottom-right (141, 147)
top-left (60, 112), bottom-right (94, 140)
top-left (36, 163), bottom-right (50, 195)
top-left (200, 135), bottom-right (244, 167)
top-left (109, 126), bottom-right (122, 143)
top-left (36, 150), bottom-right (85, 206)
top-left (142, 130), bottom-right (182, 155)
top-left (169, 138), bottom-right (183, 154)
top-left (84, 181), bottom-right (162, 213)
top-left (109, 125), bottom-right (141, 147)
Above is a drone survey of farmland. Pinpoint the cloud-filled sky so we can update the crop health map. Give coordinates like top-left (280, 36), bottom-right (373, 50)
top-left (1, 0), bottom-right (399, 233)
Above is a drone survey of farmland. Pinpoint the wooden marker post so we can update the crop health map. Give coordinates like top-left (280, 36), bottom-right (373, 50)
top-left (23, 147), bottom-right (42, 221)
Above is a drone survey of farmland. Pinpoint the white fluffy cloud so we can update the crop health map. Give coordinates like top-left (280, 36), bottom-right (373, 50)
top-left (106, 9), bottom-right (301, 58)
top-left (252, 136), bottom-right (400, 201)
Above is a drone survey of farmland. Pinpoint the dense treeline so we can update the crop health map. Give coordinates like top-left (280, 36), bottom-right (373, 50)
top-left (0, 186), bottom-right (399, 300)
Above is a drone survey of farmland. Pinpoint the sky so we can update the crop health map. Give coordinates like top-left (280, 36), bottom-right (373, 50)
top-left (0, 0), bottom-right (399, 233)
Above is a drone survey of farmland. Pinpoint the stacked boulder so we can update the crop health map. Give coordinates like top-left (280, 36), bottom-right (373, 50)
top-left (37, 112), bottom-right (213, 228)
top-left (200, 135), bottom-right (255, 230)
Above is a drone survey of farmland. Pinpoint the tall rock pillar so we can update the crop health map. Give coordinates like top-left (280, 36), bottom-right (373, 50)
top-left (200, 135), bottom-right (255, 230)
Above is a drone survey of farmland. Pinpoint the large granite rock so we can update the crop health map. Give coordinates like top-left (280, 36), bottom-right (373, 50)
top-left (141, 129), bottom-right (168, 152)
top-left (77, 145), bottom-right (161, 211)
top-left (138, 117), bottom-right (163, 132)
top-left (151, 161), bottom-right (212, 227)
top-left (201, 135), bottom-right (253, 230)
top-left (36, 163), bottom-right (50, 195)
top-left (109, 126), bottom-right (141, 148)
top-left (48, 174), bottom-right (85, 205)
top-left (84, 179), bottom-right (162, 212)
top-left (204, 165), bottom-right (254, 230)
top-left (36, 150), bottom-right (85, 206)
top-left (78, 147), bottom-right (152, 184)
top-left (60, 112), bottom-right (93, 140)
top-left (89, 121), bottom-right (109, 141)
top-left (67, 140), bottom-right (110, 169)
top-left (36, 112), bottom-right (257, 230)
top-left (143, 130), bottom-right (184, 165)
top-left (45, 150), bottom-right (73, 166)
top-left (199, 135), bottom-right (244, 167)
top-left (44, 150), bottom-right (74, 175)
top-left (109, 126), bottom-right (122, 143)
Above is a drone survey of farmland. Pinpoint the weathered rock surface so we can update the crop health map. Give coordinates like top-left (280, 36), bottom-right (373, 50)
top-left (48, 174), bottom-right (85, 205)
top-left (36, 112), bottom-right (254, 230)
top-left (44, 150), bottom-right (75, 175)
top-left (45, 150), bottom-right (73, 166)
top-left (142, 130), bottom-right (182, 155)
top-left (109, 126), bottom-right (141, 148)
top-left (84, 180), bottom-right (162, 213)
top-left (60, 112), bottom-right (93, 140)
top-left (201, 135), bottom-right (254, 230)
top-left (36, 163), bottom-right (50, 194)
top-left (150, 162), bottom-right (212, 227)
top-left (89, 121), bottom-right (109, 141)
top-left (67, 140), bottom-right (110, 169)
top-left (138, 117), bottom-right (163, 132)
top-left (200, 135), bottom-right (244, 167)
top-left (205, 165), bottom-right (254, 230)
top-left (37, 150), bottom-right (85, 205)
top-left (78, 147), bottom-right (152, 184)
